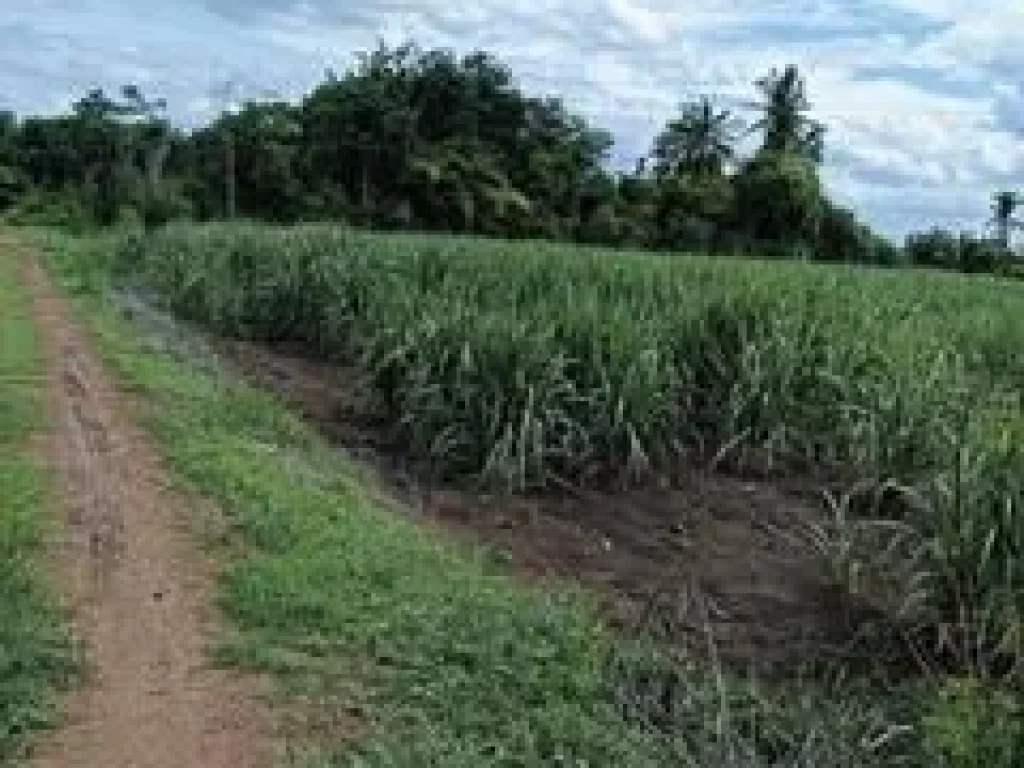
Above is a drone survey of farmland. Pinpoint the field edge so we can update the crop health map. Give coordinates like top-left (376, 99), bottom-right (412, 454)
top-left (0, 235), bottom-right (79, 764)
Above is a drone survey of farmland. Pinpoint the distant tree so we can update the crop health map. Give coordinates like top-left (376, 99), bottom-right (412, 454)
top-left (905, 229), bottom-right (962, 270)
top-left (70, 88), bottom-right (132, 225)
top-left (816, 201), bottom-right (873, 263)
top-left (651, 96), bottom-right (743, 178)
top-left (733, 150), bottom-right (824, 251)
top-left (613, 167), bottom-right (659, 247)
top-left (188, 102), bottom-right (303, 222)
top-left (990, 190), bottom-right (1020, 252)
top-left (748, 65), bottom-right (825, 162)
top-left (119, 84), bottom-right (178, 228)
top-left (904, 230), bottom-right (1003, 274)
top-left (654, 172), bottom-right (734, 250)
top-left (0, 39), bottom-right (905, 262)
top-left (958, 232), bottom-right (1003, 274)
top-left (297, 41), bottom-right (611, 236)
top-left (0, 111), bottom-right (25, 210)
top-left (408, 137), bottom-right (530, 233)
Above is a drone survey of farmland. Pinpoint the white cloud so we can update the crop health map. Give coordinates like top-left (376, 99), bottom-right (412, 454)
top-left (606, 0), bottom-right (680, 44)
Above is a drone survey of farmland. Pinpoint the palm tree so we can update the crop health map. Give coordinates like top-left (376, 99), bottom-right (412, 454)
top-left (747, 65), bottom-right (825, 162)
top-left (990, 190), bottom-right (1020, 252)
top-left (651, 96), bottom-right (742, 178)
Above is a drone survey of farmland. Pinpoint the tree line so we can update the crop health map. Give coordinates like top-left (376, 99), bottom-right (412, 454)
top-left (0, 41), bottom-right (1018, 272)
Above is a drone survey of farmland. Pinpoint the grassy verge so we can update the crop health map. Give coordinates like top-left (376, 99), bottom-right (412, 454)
top-left (0, 241), bottom-right (78, 762)
top-left (39, 230), bottom-right (1021, 765)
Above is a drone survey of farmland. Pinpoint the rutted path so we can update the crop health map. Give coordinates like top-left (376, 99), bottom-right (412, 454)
top-left (8, 240), bottom-right (271, 767)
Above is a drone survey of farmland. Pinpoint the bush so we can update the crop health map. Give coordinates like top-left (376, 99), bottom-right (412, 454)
top-left (733, 150), bottom-right (824, 247)
top-left (1, 190), bottom-right (92, 233)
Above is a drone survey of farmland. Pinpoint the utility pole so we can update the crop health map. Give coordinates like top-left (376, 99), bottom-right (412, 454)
top-left (209, 80), bottom-right (281, 220)
top-left (225, 122), bottom-right (236, 219)
top-left (120, 85), bottom-right (169, 229)
top-left (209, 80), bottom-right (241, 219)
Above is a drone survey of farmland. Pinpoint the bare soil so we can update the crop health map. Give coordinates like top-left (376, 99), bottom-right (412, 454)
top-left (12, 249), bottom-right (274, 768)
top-left (221, 339), bottom-right (887, 675)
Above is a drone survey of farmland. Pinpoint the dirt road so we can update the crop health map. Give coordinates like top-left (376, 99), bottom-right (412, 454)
top-left (9, 242), bottom-right (272, 767)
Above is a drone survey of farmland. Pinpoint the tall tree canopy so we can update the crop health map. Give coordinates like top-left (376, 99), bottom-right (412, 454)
top-left (652, 96), bottom-right (742, 178)
top-left (991, 190), bottom-right (1021, 251)
top-left (9, 43), bottom-right (999, 273)
top-left (748, 65), bottom-right (826, 163)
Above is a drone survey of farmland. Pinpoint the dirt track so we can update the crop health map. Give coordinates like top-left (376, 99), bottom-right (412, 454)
top-left (9, 244), bottom-right (271, 767)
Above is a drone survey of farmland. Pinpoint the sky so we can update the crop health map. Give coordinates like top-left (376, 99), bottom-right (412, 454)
top-left (1, 0), bottom-right (1021, 239)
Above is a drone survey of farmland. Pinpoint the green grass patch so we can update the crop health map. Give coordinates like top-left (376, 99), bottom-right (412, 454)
top-left (0, 243), bottom-right (78, 763)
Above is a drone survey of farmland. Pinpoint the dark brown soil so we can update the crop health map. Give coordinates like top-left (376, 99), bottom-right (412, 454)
top-left (219, 338), bottom-right (889, 674)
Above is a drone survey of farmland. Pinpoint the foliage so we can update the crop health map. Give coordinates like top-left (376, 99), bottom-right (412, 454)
top-left (653, 172), bottom-right (734, 250)
top-left (651, 96), bottom-right (742, 178)
top-left (904, 229), bottom-right (1008, 273)
top-left (733, 150), bottom-right (824, 248)
top-left (748, 65), bottom-right (826, 162)
top-left (816, 201), bottom-right (885, 264)
top-left (0, 43), bottom-right (915, 267)
top-left (0, 189), bottom-right (92, 233)
top-left (990, 190), bottom-right (1021, 252)
top-left (905, 229), bottom-right (961, 270)
top-left (13, 47), bottom-right (1009, 276)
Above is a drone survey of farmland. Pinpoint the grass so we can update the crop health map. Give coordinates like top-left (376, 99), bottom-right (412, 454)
top-left (0, 241), bottom-right (78, 763)
top-left (108, 223), bottom-right (1024, 486)
top-left (106, 222), bottom-right (1023, 678)
top-left (30, 231), bottom-right (947, 766)
top-left (35, 228), bottom-right (1023, 765)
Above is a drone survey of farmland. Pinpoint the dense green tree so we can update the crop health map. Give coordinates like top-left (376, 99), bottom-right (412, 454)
top-left (990, 190), bottom-right (1020, 252)
top-left (408, 137), bottom-right (532, 233)
top-left (733, 150), bottom-right (824, 252)
top-left (0, 111), bottom-right (26, 210)
top-left (814, 201), bottom-right (899, 264)
top-left (647, 97), bottom-right (740, 249)
top-left (295, 42), bottom-right (612, 238)
top-left (958, 232), bottom-right (1003, 274)
top-left (905, 229), bottom-right (962, 270)
top-left (652, 96), bottom-right (742, 178)
top-left (4, 40), bottom-right (1001, 277)
top-left (748, 65), bottom-right (825, 163)
top-left (187, 102), bottom-right (304, 222)
top-left (653, 172), bottom-right (734, 250)
top-left (904, 229), bottom-right (1005, 273)
top-left (118, 85), bottom-right (186, 228)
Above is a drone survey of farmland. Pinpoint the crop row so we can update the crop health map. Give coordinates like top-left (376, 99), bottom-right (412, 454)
top-left (110, 222), bottom-right (1022, 668)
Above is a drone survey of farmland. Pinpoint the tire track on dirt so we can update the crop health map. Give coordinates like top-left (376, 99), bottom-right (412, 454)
top-left (13, 247), bottom-right (273, 768)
